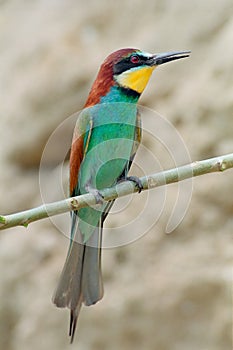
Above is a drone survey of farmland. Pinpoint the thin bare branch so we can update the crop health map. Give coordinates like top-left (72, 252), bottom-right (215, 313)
top-left (0, 152), bottom-right (232, 230)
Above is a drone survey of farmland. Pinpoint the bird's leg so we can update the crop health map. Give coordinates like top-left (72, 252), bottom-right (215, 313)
top-left (126, 176), bottom-right (143, 193)
top-left (85, 184), bottom-right (104, 204)
top-left (117, 176), bottom-right (143, 193)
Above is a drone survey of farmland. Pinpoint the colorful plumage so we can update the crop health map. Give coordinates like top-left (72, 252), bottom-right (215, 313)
top-left (53, 48), bottom-right (190, 342)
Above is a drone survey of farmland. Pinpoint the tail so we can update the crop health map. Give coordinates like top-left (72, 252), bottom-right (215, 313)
top-left (52, 219), bottom-right (103, 343)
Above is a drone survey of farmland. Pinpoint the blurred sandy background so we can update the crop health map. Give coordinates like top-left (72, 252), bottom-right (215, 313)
top-left (0, 0), bottom-right (233, 349)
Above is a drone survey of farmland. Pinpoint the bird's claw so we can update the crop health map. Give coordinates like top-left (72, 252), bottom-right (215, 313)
top-left (126, 176), bottom-right (143, 193)
top-left (86, 186), bottom-right (104, 204)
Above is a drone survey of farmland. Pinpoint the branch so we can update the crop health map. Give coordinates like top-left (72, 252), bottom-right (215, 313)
top-left (0, 153), bottom-right (233, 230)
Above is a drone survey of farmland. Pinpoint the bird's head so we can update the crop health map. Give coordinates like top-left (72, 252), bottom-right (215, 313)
top-left (85, 48), bottom-right (190, 107)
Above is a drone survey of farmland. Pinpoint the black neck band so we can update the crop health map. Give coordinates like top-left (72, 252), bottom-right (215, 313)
top-left (118, 86), bottom-right (141, 100)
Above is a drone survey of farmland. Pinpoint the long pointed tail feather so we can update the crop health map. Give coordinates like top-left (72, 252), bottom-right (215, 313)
top-left (52, 223), bottom-right (103, 342)
top-left (82, 224), bottom-right (103, 306)
top-left (69, 303), bottom-right (81, 343)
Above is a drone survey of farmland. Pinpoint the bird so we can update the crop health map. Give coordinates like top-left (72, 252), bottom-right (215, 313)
top-left (52, 47), bottom-right (190, 342)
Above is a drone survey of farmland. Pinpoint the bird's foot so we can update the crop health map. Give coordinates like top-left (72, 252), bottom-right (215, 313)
top-left (86, 186), bottom-right (104, 204)
top-left (126, 176), bottom-right (143, 193)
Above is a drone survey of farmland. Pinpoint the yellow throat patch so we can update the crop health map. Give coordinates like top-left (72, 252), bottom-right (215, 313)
top-left (116, 66), bottom-right (155, 94)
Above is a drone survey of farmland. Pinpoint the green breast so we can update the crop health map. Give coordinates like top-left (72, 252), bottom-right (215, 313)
top-left (79, 102), bottom-right (138, 192)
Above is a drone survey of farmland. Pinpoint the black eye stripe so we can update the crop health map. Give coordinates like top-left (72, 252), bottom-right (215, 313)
top-left (114, 55), bottom-right (148, 75)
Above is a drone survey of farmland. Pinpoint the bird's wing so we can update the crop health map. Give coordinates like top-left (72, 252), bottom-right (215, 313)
top-left (53, 108), bottom-right (102, 341)
top-left (69, 108), bottom-right (93, 197)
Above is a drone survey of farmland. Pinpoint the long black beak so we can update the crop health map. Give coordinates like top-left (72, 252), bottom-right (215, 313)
top-left (151, 50), bottom-right (191, 66)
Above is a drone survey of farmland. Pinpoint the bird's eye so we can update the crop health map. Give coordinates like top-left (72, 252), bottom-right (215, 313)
top-left (130, 55), bottom-right (140, 64)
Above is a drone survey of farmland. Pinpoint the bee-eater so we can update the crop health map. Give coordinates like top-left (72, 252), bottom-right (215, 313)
top-left (53, 48), bottom-right (190, 342)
